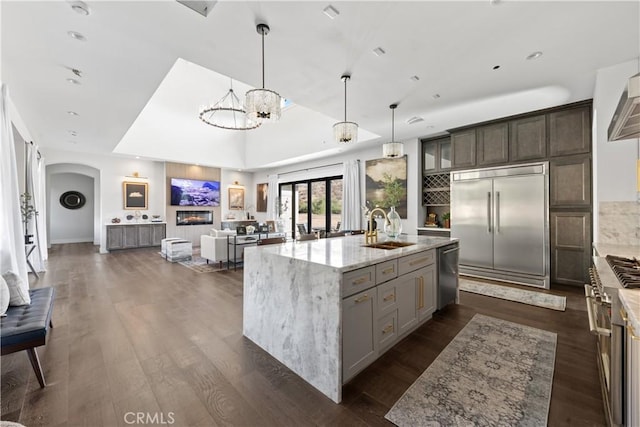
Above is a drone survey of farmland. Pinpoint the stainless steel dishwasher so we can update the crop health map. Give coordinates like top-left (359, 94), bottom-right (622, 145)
top-left (438, 243), bottom-right (459, 309)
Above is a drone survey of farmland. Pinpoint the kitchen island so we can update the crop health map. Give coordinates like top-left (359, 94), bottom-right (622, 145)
top-left (243, 234), bottom-right (458, 403)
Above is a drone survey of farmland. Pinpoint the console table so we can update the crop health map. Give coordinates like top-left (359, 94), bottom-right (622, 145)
top-left (226, 232), bottom-right (284, 270)
top-left (106, 223), bottom-right (166, 251)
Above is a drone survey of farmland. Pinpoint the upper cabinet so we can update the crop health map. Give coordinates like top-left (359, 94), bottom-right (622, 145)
top-left (422, 137), bottom-right (451, 173)
top-left (477, 123), bottom-right (509, 166)
top-left (509, 115), bottom-right (547, 162)
top-left (451, 129), bottom-right (476, 169)
top-left (548, 106), bottom-right (591, 156)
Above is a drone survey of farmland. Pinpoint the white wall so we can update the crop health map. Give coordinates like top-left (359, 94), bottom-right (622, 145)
top-left (42, 148), bottom-right (165, 253)
top-left (221, 169), bottom-right (255, 221)
top-left (49, 173), bottom-right (94, 243)
top-left (592, 58), bottom-right (640, 240)
top-left (251, 138), bottom-right (423, 234)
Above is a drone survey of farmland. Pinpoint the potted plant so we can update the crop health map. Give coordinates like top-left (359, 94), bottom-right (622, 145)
top-left (442, 212), bottom-right (451, 229)
top-left (20, 192), bottom-right (38, 244)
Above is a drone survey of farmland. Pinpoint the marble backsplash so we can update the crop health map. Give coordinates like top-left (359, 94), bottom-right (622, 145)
top-left (598, 201), bottom-right (640, 245)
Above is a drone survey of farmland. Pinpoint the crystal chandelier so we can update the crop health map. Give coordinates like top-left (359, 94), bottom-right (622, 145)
top-left (199, 80), bottom-right (260, 130)
top-left (382, 104), bottom-right (404, 158)
top-left (333, 74), bottom-right (358, 144)
top-left (245, 23), bottom-right (282, 123)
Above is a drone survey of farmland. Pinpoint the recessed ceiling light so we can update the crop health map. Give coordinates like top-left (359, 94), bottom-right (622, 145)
top-left (135, 156), bottom-right (140, 159)
top-left (67, 111), bottom-right (79, 116)
top-left (70, 1), bottom-right (90, 16)
top-left (407, 116), bottom-right (424, 125)
top-left (432, 94), bottom-right (441, 99)
top-left (526, 51), bottom-right (543, 60)
top-left (67, 31), bottom-right (86, 41)
top-left (492, 65), bottom-right (501, 70)
top-left (409, 75), bottom-right (420, 82)
top-left (323, 5), bottom-right (340, 19)
top-left (68, 130), bottom-right (77, 136)
top-left (373, 47), bottom-right (386, 56)
top-left (66, 78), bottom-right (80, 85)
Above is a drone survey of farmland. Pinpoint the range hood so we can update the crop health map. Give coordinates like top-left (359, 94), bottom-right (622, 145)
top-left (608, 73), bottom-right (640, 141)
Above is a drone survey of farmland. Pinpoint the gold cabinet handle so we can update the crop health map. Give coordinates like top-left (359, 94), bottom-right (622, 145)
top-left (620, 308), bottom-right (629, 322)
top-left (383, 293), bottom-right (395, 302)
top-left (382, 324), bottom-right (394, 335)
top-left (628, 325), bottom-right (640, 341)
top-left (352, 276), bottom-right (368, 285)
top-left (382, 267), bottom-right (394, 274)
top-left (409, 257), bottom-right (429, 266)
top-left (354, 294), bottom-right (369, 304)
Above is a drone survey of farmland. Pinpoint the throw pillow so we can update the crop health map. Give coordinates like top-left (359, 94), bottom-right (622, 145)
top-left (2, 271), bottom-right (31, 306)
top-left (0, 275), bottom-right (9, 316)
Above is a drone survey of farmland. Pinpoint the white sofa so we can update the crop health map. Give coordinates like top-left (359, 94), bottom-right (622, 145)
top-left (200, 229), bottom-right (242, 267)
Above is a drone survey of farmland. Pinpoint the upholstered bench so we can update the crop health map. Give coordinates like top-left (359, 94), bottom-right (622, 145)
top-left (161, 237), bottom-right (185, 259)
top-left (1, 287), bottom-right (55, 388)
top-left (165, 239), bottom-right (192, 262)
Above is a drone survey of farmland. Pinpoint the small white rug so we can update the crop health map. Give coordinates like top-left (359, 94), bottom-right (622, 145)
top-left (459, 278), bottom-right (566, 311)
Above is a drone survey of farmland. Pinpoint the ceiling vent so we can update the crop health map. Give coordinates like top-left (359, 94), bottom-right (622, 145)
top-left (176, 0), bottom-right (217, 17)
top-left (609, 73), bottom-right (640, 141)
top-left (407, 116), bottom-right (424, 125)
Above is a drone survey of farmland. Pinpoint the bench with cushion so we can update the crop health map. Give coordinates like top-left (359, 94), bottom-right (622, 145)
top-left (1, 287), bottom-right (55, 388)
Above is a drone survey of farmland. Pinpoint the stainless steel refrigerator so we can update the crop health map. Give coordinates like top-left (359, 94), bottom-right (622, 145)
top-left (450, 162), bottom-right (549, 288)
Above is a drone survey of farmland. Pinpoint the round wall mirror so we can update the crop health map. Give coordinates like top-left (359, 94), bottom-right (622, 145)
top-left (59, 191), bottom-right (86, 210)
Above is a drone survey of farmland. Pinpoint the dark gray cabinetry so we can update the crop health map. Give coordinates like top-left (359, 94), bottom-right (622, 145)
top-left (550, 154), bottom-right (591, 208)
top-left (509, 115), bottom-right (546, 161)
top-left (451, 130), bottom-right (476, 169)
top-left (550, 211), bottom-right (591, 286)
top-left (548, 106), bottom-right (591, 156)
top-left (477, 123), bottom-right (509, 166)
top-left (422, 137), bottom-right (451, 172)
top-left (106, 223), bottom-right (166, 250)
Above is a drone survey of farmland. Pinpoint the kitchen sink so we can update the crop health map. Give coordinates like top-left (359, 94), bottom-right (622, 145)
top-left (363, 241), bottom-right (415, 250)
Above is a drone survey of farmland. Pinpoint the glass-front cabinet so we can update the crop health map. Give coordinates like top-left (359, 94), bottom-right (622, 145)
top-left (422, 136), bottom-right (451, 173)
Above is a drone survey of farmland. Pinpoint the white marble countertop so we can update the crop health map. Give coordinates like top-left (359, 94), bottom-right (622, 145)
top-left (593, 243), bottom-right (640, 259)
top-left (619, 289), bottom-right (640, 336)
top-left (245, 234), bottom-right (457, 272)
top-left (592, 256), bottom-right (621, 289)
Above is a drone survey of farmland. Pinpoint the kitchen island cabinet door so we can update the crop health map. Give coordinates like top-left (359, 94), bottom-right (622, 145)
top-left (416, 265), bottom-right (437, 322)
top-left (396, 274), bottom-right (419, 336)
top-left (626, 319), bottom-right (640, 427)
top-left (342, 289), bottom-right (378, 382)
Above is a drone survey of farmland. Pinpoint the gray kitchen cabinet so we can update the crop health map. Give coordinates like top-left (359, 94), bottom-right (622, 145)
top-left (106, 223), bottom-right (166, 251)
top-left (395, 273), bottom-right (419, 336)
top-left (550, 211), bottom-right (591, 285)
top-left (422, 137), bottom-right (452, 172)
top-left (548, 106), bottom-right (591, 156)
top-left (342, 289), bottom-right (377, 382)
top-left (509, 115), bottom-right (547, 162)
top-left (416, 265), bottom-right (437, 321)
top-left (550, 154), bottom-right (591, 208)
top-left (451, 129), bottom-right (476, 169)
top-left (477, 123), bottom-right (509, 166)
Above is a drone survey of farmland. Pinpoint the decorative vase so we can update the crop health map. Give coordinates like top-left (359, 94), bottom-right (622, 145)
top-left (384, 206), bottom-right (402, 239)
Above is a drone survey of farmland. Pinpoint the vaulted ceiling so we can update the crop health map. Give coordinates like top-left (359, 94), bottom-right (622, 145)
top-left (2, 1), bottom-right (638, 170)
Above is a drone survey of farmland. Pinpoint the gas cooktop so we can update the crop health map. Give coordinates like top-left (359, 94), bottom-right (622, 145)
top-left (606, 255), bottom-right (640, 288)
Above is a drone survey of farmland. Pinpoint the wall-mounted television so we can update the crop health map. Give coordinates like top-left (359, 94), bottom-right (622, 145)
top-left (170, 178), bottom-right (220, 206)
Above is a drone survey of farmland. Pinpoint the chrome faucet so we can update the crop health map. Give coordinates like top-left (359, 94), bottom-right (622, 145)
top-left (365, 207), bottom-right (390, 245)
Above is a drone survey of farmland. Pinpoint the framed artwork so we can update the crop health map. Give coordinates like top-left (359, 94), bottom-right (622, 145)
top-left (266, 220), bottom-right (275, 232)
top-left (228, 187), bottom-right (245, 210)
top-left (365, 155), bottom-right (408, 218)
top-left (256, 183), bottom-right (268, 212)
top-left (123, 181), bottom-right (148, 210)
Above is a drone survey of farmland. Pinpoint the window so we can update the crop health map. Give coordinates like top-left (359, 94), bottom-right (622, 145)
top-left (279, 176), bottom-right (342, 239)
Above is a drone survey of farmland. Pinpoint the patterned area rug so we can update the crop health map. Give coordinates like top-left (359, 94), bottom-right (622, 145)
top-left (459, 278), bottom-right (566, 311)
top-left (178, 256), bottom-right (227, 273)
top-left (385, 314), bottom-right (557, 427)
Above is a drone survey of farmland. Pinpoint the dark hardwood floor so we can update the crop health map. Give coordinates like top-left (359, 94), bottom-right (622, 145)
top-left (1, 243), bottom-right (605, 426)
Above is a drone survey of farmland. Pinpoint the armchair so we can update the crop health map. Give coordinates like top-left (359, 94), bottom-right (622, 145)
top-left (200, 229), bottom-right (239, 267)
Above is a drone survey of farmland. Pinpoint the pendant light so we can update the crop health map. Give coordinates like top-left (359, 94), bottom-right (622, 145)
top-left (245, 23), bottom-right (282, 123)
top-left (199, 79), bottom-right (261, 130)
top-left (333, 74), bottom-right (358, 144)
top-left (382, 104), bottom-right (403, 158)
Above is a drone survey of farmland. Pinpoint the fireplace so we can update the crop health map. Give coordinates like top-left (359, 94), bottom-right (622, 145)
top-left (176, 210), bottom-right (213, 226)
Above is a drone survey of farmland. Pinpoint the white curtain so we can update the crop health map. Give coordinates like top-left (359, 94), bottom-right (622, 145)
top-left (0, 83), bottom-right (29, 289)
top-left (341, 160), bottom-right (361, 231)
top-left (266, 174), bottom-right (279, 220)
top-left (26, 142), bottom-right (47, 271)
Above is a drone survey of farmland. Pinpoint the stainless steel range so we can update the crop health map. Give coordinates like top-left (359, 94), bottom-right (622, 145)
top-left (586, 255), bottom-right (639, 426)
